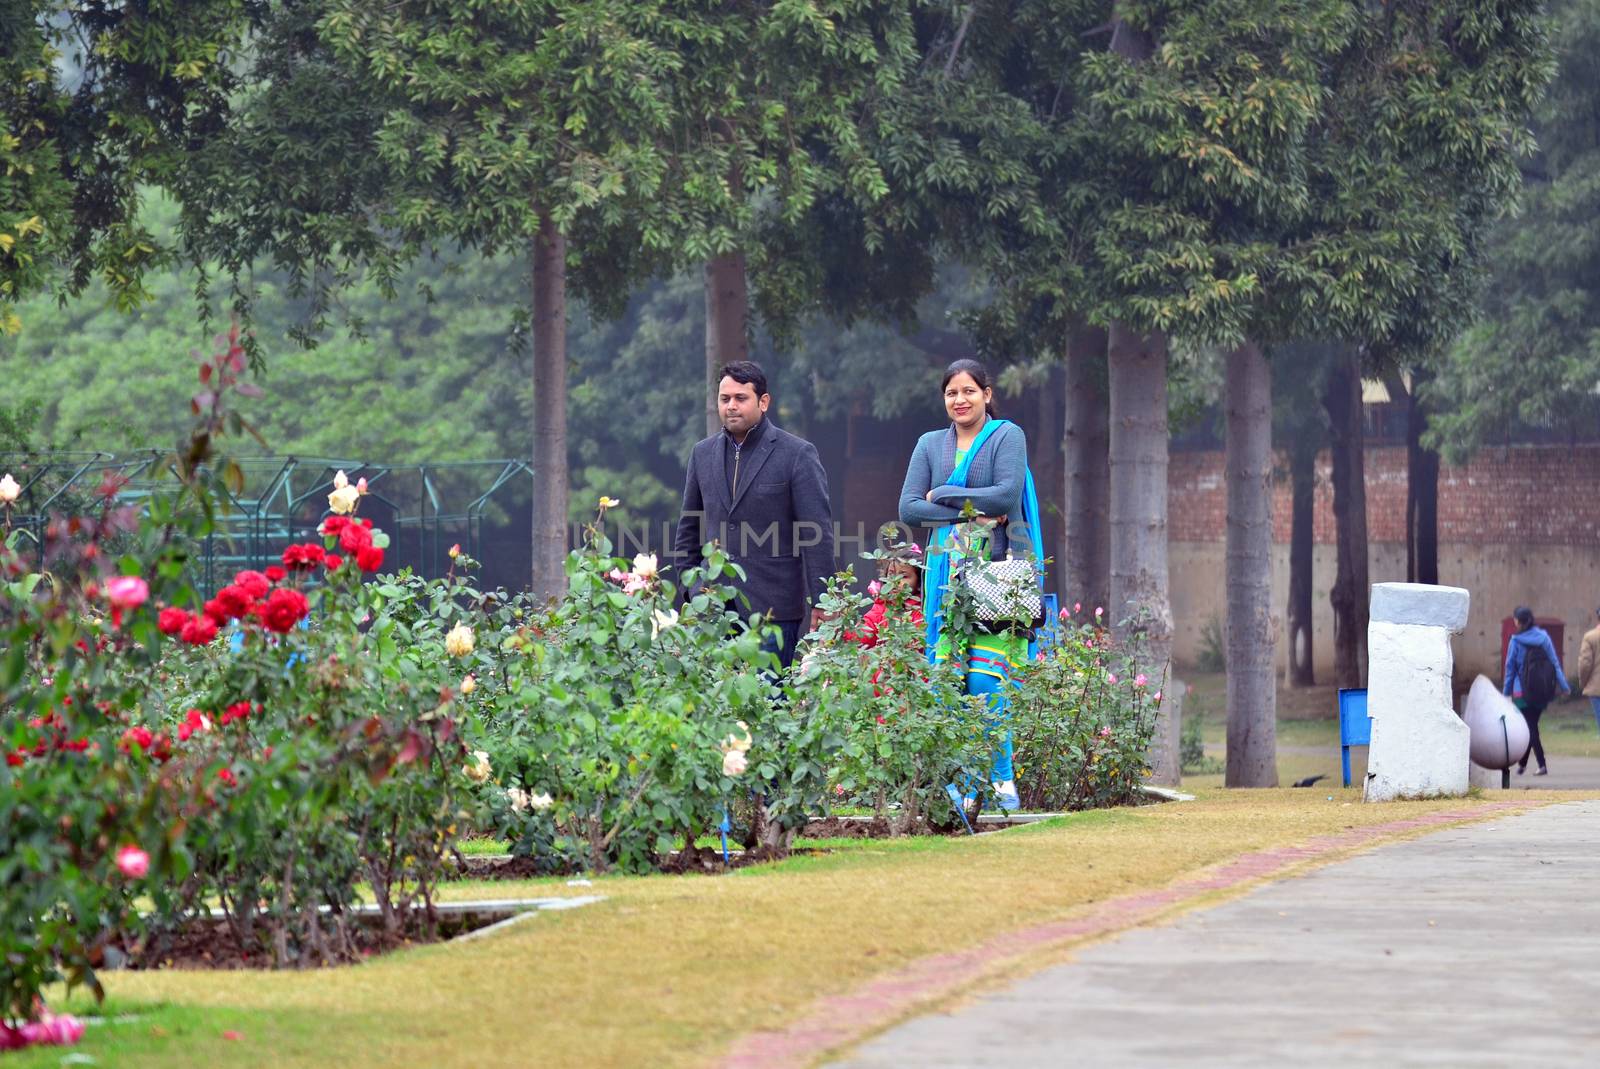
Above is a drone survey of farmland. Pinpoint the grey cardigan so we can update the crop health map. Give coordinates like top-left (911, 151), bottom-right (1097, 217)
top-left (898, 420), bottom-right (1028, 558)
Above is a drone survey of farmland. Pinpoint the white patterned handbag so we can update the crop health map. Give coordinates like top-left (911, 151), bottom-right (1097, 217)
top-left (957, 556), bottom-right (1044, 633)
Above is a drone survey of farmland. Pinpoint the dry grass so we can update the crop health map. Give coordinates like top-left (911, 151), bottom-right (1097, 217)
top-left (28, 788), bottom-right (1568, 1069)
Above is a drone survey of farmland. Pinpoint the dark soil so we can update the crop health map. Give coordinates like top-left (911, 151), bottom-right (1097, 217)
top-left (108, 907), bottom-right (495, 971)
top-left (453, 845), bottom-right (828, 881)
top-left (801, 815), bottom-right (1005, 838)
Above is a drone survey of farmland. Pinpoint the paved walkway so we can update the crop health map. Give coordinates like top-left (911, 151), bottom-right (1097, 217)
top-left (832, 800), bottom-right (1600, 1068)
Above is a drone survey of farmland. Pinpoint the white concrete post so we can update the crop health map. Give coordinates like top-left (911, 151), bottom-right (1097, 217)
top-left (1364, 583), bottom-right (1471, 802)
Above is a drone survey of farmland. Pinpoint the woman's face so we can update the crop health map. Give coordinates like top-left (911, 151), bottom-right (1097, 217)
top-left (943, 372), bottom-right (990, 430)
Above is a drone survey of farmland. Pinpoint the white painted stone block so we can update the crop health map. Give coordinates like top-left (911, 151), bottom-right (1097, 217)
top-left (1364, 619), bottom-right (1470, 802)
top-left (1370, 582), bottom-right (1471, 632)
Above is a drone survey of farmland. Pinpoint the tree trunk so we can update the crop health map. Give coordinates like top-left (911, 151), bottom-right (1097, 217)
top-left (1404, 369), bottom-right (1440, 585)
top-left (1064, 323), bottom-right (1110, 612)
top-left (1106, 7), bottom-right (1178, 784)
top-left (1286, 437), bottom-right (1316, 687)
top-left (530, 212), bottom-right (569, 603)
top-left (705, 252), bottom-right (749, 438)
top-left (1323, 348), bottom-right (1368, 688)
top-left (1107, 322), bottom-right (1179, 784)
top-left (1224, 342), bottom-right (1277, 787)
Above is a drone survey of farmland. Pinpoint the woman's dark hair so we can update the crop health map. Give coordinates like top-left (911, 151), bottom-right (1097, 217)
top-left (718, 360), bottom-right (769, 398)
top-left (940, 358), bottom-right (997, 416)
top-left (1514, 606), bottom-right (1535, 630)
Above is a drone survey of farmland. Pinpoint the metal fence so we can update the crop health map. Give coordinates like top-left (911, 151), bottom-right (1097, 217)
top-left (0, 453), bottom-right (535, 596)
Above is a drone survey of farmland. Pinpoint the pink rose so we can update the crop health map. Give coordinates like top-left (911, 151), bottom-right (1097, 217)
top-left (1133, 674), bottom-right (1148, 688)
top-left (115, 845), bottom-right (149, 879)
top-left (1107, 673), bottom-right (1118, 684)
top-left (44, 1014), bottom-right (84, 1046)
top-left (105, 575), bottom-right (149, 610)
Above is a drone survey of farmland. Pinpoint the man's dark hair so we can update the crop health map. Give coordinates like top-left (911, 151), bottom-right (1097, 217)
top-left (718, 360), bottom-right (769, 398)
top-left (1514, 605), bottom-right (1535, 630)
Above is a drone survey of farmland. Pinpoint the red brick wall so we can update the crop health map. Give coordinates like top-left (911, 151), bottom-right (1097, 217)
top-left (1171, 444), bottom-right (1600, 546)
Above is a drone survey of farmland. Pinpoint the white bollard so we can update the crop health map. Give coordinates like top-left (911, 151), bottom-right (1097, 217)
top-left (1364, 583), bottom-right (1471, 802)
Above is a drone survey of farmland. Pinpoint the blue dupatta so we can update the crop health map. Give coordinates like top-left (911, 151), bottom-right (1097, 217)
top-left (923, 418), bottom-right (1046, 665)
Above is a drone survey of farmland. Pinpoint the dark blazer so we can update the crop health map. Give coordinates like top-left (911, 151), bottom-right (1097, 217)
top-left (672, 418), bottom-right (837, 621)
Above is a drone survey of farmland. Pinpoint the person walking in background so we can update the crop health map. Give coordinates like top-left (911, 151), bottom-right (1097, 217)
top-left (1578, 606), bottom-right (1600, 735)
top-left (1503, 606), bottom-right (1571, 775)
top-left (673, 360), bottom-right (837, 668)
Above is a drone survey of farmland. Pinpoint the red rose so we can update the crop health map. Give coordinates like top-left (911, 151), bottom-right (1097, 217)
top-left (216, 767), bottom-right (237, 787)
top-left (157, 607), bottom-right (190, 635)
top-left (320, 515), bottom-right (350, 536)
top-left (259, 587), bottom-right (310, 633)
top-left (324, 553), bottom-right (344, 571)
top-left (120, 725), bottom-right (155, 752)
top-left (233, 570), bottom-right (271, 599)
top-left (206, 584), bottom-right (253, 622)
top-left (355, 545), bottom-right (384, 573)
top-left (339, 523), bottom-right (372, 553)
top-left (220, 701), bottom-right (252, 725)
top-left (178, 708), bottom-right (212, 742)
top-left (6, 750), bottom-right (25, 767)
top-left (281, 543), bottom-right (326, 570)
top-left (264, 565), bottom-right (287, 583)
top-left (180, 614), bottom-right (219, 645)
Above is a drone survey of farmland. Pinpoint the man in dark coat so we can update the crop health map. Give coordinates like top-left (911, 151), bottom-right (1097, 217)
top-left (673, 360), bottom-right (836, 667)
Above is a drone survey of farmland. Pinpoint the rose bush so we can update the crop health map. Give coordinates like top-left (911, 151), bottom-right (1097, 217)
top-left (1008, 605), bottom-right (1164, 811)
top-left (468, 515), bottom-right (779, 873)
top-left (1, 328), bottom-right (476, 1037)
top-left (783, 563), bottom-right (996, 835)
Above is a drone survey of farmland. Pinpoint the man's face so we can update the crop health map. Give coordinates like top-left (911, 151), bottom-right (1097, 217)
top-left (718, 376), bottom-right (770, 436)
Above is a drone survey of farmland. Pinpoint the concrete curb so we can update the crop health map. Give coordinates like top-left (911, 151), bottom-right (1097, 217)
top-left (716, 799), bottom-right (1544, 1069)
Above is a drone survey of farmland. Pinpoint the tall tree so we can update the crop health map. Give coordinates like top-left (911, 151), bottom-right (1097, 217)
top-left (1425, 0), bottom-right (1600, 463)
top-left (1225, 343), bottom-right (1275, 785)
top-left (1, 2), bottom-right (254, 331)
top-left (172, 0), bottom-right (694, 600)
top-left (1099, 10), bottom-right (1181, 784)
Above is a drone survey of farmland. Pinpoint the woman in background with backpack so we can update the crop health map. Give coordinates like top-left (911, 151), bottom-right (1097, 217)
top-left (1503, 606), bottom-right (1572, 775)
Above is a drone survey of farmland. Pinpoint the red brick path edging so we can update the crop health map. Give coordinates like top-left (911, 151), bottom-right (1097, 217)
top-left (718, 799), bottom-right (1545, 1068)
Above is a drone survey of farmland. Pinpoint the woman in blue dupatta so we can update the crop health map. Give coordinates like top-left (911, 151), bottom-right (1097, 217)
top-left (898, 359), bottom-right (1044, 812)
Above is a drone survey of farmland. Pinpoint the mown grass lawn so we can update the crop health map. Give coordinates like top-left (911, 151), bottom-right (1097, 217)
top-left (18, 786), bottom-right (1569, 1069)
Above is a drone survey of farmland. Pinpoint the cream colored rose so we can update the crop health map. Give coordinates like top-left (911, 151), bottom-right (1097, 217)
top-left (529, 790), bottom-right (554, 811)
top-left (445, 623), bottom-right (475, 657)
top-left (631, 553), bottom-right (659, 581)
top-left (463, 750), bottom-right (492, 783)
top-left (650, 607), bottom-right (679, 638)
top-left (722, 750), bottom-right (748, 777)
top-left (460, 673), bottom-right (476, 695)
top-left (721, 721), bottom-right (752, 754)
top-left (328, 483), bottom-right (360, 515)
top-left (506, 787), bottom-right (529, 812)
top-left (0, 473), bottom-right (19, 504)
